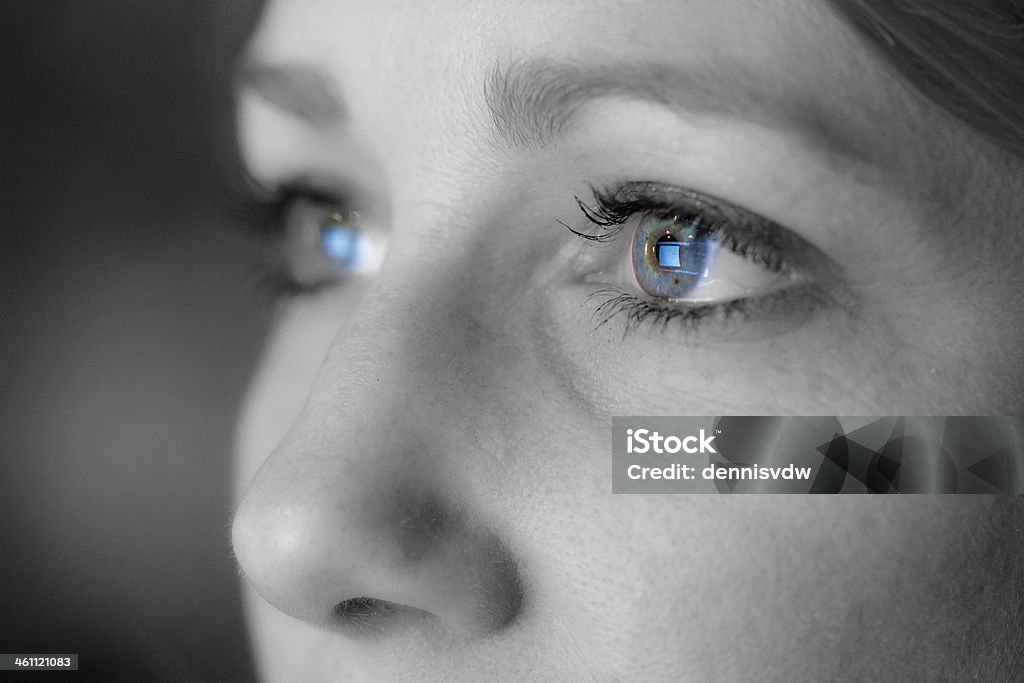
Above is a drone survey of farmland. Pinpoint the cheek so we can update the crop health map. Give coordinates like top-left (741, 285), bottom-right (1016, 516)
top-left (535, 495), bottom-right (1002, 680)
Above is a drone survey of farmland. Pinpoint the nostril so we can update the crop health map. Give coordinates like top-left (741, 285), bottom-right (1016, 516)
top-left (335, 596), bottom-right (396, 620)
top-left (234, 483), bottom-right (527, 639)
top-left (332, 597), bottom-right (429, 637)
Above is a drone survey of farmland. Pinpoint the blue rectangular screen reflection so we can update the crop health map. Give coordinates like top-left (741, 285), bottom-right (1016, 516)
top-left (657, 243), bottom-right (682, 269)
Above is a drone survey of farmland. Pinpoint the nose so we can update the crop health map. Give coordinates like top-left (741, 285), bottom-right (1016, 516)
top-left (230, 327), bottom-right (524, 639)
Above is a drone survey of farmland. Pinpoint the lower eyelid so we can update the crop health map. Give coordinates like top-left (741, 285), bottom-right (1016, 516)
top-left (583, 284), bottom-right (835, 344)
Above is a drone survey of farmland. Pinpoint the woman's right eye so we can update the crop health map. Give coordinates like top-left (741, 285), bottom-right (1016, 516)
top-left (278, 196), bottom-right (385, 290)
top-left (226, 175), bottom-right (387, 299)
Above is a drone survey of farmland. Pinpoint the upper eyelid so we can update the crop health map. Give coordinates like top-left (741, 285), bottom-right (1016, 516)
top-left (260, 179), bottom-right (370, 233)
top-left (255, 173), bottom-right (352, 206)
top-left (593, 181), bottom-right (845, 275)
top-left (236, 90), bottom-right (394, 218)
top-left (277, 185), bottom-right (351, 217)
top-left (599, 182), bottom-right (779, 237)
top-left (573, 182), bottom-right (791, 257)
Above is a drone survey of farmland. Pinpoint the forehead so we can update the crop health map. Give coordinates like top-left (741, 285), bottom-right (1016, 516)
top-left (250, 0), bottom-right (843, 67)
top-left (241, 0), bottom-right (915, 176)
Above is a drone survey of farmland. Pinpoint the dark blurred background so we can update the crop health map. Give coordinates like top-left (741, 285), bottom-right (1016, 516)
top-left (2, 3), bottom-right (270, 680)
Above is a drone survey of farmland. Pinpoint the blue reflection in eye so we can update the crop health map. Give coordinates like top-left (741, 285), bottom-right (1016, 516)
top-left (632, 214), bottom-right (716, 299)
top-left (656, 239), bottom-right (682, 269)
top-left (319, 214), bottom-right (372, 274)
top-left (322, 224), bottom-right (359, 266)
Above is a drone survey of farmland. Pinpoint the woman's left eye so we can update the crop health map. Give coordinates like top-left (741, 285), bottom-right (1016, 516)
top-left (564, 182), bottom-right (828, 332)
top-left (629, 211), bottom-right (791, 303)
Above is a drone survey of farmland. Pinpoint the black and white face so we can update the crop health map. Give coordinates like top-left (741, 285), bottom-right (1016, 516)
top-left (229, 0), bottom-right (1024, 679)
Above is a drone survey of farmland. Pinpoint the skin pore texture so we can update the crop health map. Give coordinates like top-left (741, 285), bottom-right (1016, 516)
top-left (230, 0), bottom-right (1024, 680)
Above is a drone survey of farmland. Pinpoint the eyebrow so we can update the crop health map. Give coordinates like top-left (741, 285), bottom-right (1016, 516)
top-left (236, 63), bottom-right (347, 129)
top-left (483, 58), bottom-right (881, 169)
top-left (236, 58), bottom-right (890, 173)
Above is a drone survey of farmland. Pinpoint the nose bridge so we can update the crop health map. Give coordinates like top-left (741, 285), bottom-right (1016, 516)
top-left (310, 221), bottom-right (522, 426)
top-left (248, 184), bottom-right (513, 501)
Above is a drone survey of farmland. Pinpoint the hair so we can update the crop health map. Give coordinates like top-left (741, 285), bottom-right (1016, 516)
top-left (828, 0), bottom-right (1024, 159)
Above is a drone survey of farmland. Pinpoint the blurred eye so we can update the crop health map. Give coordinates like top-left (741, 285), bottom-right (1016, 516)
top-left (281, 196), bottom-right (385, 289)
top-left (630, 211), bottom-right (790, 303)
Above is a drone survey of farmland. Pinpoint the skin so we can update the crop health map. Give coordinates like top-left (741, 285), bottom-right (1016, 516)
top-left (230, 0), bottom-right (1024, 680)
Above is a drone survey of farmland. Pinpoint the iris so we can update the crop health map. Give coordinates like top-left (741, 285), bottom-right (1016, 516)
top-left (631, 213), bottom-right (715, 300)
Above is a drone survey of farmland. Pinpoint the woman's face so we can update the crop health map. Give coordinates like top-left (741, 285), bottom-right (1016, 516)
top-left (230, 0), bottom-right (1024, 680)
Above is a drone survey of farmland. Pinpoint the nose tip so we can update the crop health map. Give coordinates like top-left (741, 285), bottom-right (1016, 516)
top-left (231, 477), bottom-right (523, 638)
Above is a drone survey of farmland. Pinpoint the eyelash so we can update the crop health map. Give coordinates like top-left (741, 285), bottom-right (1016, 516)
top-left (566, 183), bottom-right (793, 333)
